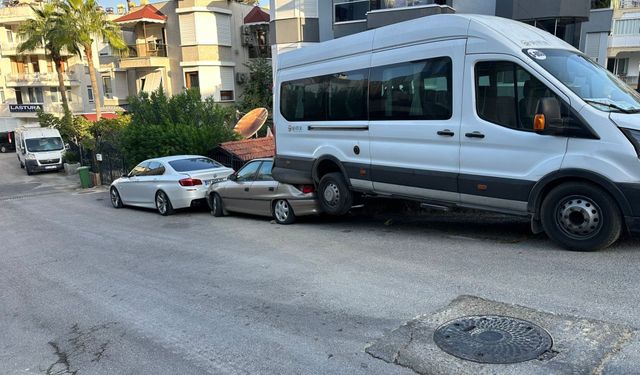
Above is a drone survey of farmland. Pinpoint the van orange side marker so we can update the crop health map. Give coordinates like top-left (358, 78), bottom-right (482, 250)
top-left (534, 114), bottom-right (546, 131)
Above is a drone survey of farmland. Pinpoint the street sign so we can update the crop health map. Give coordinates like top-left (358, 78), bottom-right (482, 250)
top-left (96, 153), bottom-right (103, 162)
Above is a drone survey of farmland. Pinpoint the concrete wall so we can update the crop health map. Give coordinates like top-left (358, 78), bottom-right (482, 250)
top-left (453, 0), bottom-right (496, 15)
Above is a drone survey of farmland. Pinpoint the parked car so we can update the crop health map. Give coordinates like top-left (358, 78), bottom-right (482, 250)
top-left (0, 131), bottom-right (16, 153)
top-left (15, 126), bottom-right (65, 175)
top-left (206, 158), bottom-right (320, 224)
top-left (110, 155), bottom-right (234, 216)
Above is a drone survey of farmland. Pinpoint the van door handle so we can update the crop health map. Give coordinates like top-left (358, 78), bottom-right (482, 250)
top-left (437, 130), bottom-right (455, 137)
top-left (465, 131), bottom-right (485, 139)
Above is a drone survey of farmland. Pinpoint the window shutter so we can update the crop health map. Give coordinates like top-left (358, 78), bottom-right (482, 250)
top-left (216, 14), bottom-right (232, 46)
top-left (180, 13), bottom-right (196, 45)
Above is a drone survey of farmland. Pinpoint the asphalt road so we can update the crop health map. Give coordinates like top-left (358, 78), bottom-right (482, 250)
top-left (1, 152), bottom-right (640, 374)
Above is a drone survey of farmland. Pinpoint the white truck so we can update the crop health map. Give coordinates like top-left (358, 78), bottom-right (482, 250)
top-left (15, 126), bottom-right (65, 175)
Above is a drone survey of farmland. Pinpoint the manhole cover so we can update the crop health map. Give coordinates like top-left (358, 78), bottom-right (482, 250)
top-left (433, 315), bottom-right (553, 364)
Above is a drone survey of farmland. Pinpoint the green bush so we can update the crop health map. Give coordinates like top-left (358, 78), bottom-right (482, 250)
top-left (121, 88), bottom-right (238, 165)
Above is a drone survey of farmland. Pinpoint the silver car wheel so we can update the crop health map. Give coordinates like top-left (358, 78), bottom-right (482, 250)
top-left (274, 200), bottom-right (290, 222)
top-left (156, 193), bottom-right (167, 214)
top-left (110, 188), bottom-right (121, 208)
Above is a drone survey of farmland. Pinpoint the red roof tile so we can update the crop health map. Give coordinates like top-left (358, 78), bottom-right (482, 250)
top-left (114, 5), bottom-right (167, 24)
top-left (219, 137), bottom-right (275, 161)
top-left (81, 113), bottom-right (118, 122)
top-left (244, 6), bottom-right (270, 24)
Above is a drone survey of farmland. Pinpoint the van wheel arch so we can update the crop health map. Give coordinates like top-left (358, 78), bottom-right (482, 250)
top-left (312, 156), bottom-right (350, 186)
top-left (529, 170), bottom-right (631, 220)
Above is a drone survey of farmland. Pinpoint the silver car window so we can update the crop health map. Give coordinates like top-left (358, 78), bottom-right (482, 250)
top-left (236, 162), bottom-right (261, 182)
top-left (130, 161), bottom-right (150, 177)
top-left (255, 161), bottom-right (274, 181)
top-left (147, 161), bottom-right (165, 176)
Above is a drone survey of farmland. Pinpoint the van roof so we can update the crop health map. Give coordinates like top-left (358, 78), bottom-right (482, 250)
top-left (277, 14), bottom-right (576, 70)
top-left (17, 127), bottom-right (62, 139)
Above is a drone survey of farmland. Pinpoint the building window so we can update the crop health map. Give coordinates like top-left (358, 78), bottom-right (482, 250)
top-left (220, 90), bottom-right (234, 101)
top-left (613, 19), bottom-right (640, 35)
top-left (185, 71), bottom-right (199, 89)
top-left (67, 89), bottom-right (72, 102)
top-left (0, 89), bottom-right (5, 104)
top-left (102, 76), bottom-right (113, 99)
top-left (87, 86), bottom-right (94, 102)
top-left (27, 87), bottom-right (44, 103)
top-left (335, 0), bottom-right (370, 23)
top-left (6, 29), bottom-right (12, 43)
top-left (50, 87), bottom-right (60, 103)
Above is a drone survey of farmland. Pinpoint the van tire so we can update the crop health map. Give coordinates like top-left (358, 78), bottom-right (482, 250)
top-left (540, 182), bottom-right (622, 251)
top-left (318, 172), bottom-right (352, 216)
top-left (20, 161), bottom-right (24, 169)
top-left (26, 165), bottom-right (33, 175)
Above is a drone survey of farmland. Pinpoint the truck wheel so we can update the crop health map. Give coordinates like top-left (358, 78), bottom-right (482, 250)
top-left (210, 193), bottom-right (224, 217)
top-left (155, 191), bottom-right (174, 216)
top-left (273, 199), bottom-right (296, 225)
top-left (318, 172), bottom-right (352, 216)
top-left (540, 182), bottom-right (622, 251)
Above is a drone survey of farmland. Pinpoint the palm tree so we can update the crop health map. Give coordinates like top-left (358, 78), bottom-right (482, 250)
top-left (18, 2), bottom-right (79, 116)
top-left (60, 0), bottom-right (126, 120)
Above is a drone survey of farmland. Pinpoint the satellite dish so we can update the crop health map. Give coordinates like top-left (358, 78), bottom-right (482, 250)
top-left (234, 108), bottom-right (268, 139)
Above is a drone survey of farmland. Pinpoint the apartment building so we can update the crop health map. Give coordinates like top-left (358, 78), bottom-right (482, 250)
top-left (608, 0), bottom-right (640, 89)
top-left (0, 2), bottom-right (102, 133)
top-left (270, 0), bottom-right (611, 64)
top-left (100, 0), bottom-right (269, 108)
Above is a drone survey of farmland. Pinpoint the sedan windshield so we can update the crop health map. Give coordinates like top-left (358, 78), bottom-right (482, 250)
top-left (169, 157), bottom-right (223, 172)
top-left (526, 49), bottom-right (640, 113)
top-left (25, 137), bottom-right (64, 152)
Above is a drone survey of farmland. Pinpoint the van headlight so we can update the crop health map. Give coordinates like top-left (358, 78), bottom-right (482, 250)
top-left (621, 128), bottom-right (640, 157)
top-left (25, 153), bottom-right (37, 160)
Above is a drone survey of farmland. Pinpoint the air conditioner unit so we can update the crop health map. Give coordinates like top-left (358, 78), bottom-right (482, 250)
top-left (236, 72), bottom-right (248, 84)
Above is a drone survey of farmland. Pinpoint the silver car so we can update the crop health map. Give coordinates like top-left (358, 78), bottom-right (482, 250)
top-left (206, 158), bottom-right (320, 224)
top-left (110, 155), bottom-right (234, 215)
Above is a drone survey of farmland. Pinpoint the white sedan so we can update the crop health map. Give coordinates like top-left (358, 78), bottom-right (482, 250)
top-left (109, 155), bottom-right (234, 215)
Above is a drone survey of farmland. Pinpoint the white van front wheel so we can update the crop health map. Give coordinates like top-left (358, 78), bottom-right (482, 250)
top-left (318, 172), bottom-right (352, 216)
top-left (541, 182), bottom-right (622, 251)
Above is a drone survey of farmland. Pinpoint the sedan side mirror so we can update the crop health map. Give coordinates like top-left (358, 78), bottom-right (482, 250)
top-left (534, 97), bottom-right (564, 135)
top-left (228, 173), bottom-right (237, 181)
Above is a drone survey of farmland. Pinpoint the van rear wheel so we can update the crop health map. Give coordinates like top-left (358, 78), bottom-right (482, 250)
top-left (541, 182), bottom-right (622, 251)
top-left (318, 172), bottom-right (352, 216)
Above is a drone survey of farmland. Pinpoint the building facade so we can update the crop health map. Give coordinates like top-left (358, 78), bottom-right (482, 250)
top-left (608, 0), bottom-right (640, 89)
top-left (100, 0), bottom-right (269, 109)
top-left (270, 0), bottom-right (611, 65)
top-left (0, 3), bottom-right (103, 133)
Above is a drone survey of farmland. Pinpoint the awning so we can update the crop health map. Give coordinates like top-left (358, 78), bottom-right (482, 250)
top-left (114, 5), bottom-right (167, 26)
top-left (81, 113), bottom-right (118, 122)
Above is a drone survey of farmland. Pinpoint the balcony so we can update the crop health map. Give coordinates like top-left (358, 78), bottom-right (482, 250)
top-left (5, 72), bottom-right (79, 87)
top-left (618, 0), bottom-right (640, 8)
top-left (0, 42), bottom-right (75, 56)
top-left (119, 43), bottom-right (169, 69)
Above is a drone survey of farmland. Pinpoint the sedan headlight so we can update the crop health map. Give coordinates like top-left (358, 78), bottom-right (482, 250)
top-left (25, 153), bottom-right (37, 160)
top-left (621, 128), bottom-right (640, 157)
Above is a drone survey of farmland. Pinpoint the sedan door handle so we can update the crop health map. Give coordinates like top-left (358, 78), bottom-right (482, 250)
top-left (465, 131), bottom-right (485, 139)
top-left (437, 129), bottom-right (455, 137)
top-left (244, 187), bottom-right (250, 192)
top-left (268, 187), bottom-right (275, 191)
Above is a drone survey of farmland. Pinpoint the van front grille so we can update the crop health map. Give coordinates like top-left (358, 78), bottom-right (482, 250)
top-left (39, 158), bottom-right (60, 165)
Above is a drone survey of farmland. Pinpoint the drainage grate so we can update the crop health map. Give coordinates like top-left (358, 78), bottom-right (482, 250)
top-left (433, 315), bottom-right (553, 364)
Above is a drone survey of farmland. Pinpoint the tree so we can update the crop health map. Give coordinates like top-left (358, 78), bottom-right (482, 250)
top-left (60, 0), bottom-right (126, 120)
top-left (18, 2), bottom-right (79, 117)
top-left (236, 58), bottom-right (273, 114)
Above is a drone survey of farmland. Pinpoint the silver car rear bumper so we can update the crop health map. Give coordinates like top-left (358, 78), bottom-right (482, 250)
top-left (289, 199), bottom-right (321, 216)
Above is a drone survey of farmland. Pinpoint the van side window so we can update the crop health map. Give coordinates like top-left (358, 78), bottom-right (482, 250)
top-left (369, 57), bottom-right (452, 121)
top-left (280, 69), bottom-right (368, 122)
top-left (475, 61), bottom-right (565, 131)
top-left (328, 69), bottom-right (368, 121)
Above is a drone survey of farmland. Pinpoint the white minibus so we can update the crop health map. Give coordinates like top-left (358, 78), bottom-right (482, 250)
top-left (15, 126), bottom-right (65, 175)
top-left (273, 14), bottom-right (640, 251)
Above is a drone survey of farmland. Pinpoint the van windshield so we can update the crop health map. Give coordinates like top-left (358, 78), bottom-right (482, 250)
top-left (526, 49), bottom-right (640, 113)
top-left (25, 137), bottom-right (64, 152)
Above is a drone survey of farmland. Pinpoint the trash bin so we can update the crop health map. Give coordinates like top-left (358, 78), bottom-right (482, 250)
top-left (78, 166), bottom-right (92, 189)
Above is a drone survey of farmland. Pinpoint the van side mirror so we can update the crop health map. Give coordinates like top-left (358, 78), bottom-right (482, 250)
top-left (534, 98), bottom-right (564, 135)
